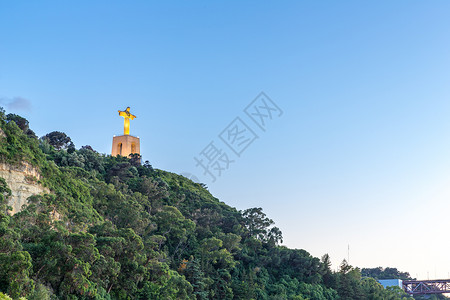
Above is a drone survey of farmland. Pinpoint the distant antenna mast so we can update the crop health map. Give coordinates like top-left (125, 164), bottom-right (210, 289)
top-left (348, 244), bottom-right (350, 264)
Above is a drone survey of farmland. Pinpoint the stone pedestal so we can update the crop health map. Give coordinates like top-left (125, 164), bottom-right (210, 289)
top-left (111, 135), bottom-right (140, 157)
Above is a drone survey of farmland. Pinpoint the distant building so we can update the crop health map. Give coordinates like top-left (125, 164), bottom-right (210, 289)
top-left (378, 279), bottom-right (403, 289)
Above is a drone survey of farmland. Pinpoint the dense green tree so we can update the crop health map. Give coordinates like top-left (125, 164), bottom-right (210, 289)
top-left (321, 254), bottom-right (337, 289)
top-left (6, 114), bottom-right (28, 132)
top-left (5, 114), bottom-right (36, 139)
top-left (183, 257), bottom-right (208, 299)
top-left (0, 179), bottom-right (34, 298)
top-left (362, 266), bottom-right (412, 280)
top-left (41, 131), bottom-right (74, 150)
top-left (242, 207), bottom-right (283, 245)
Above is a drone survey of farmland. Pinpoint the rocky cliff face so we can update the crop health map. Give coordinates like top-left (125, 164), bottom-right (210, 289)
top-left (0, 162), bottom-right (49, 215)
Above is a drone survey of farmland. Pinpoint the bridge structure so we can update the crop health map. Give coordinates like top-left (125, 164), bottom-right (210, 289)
top-left (403, 279), bottom-right (450, 295)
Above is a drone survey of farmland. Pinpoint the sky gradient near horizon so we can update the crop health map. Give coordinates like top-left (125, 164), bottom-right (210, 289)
top-left (2, 1), bottom-right (450, 279)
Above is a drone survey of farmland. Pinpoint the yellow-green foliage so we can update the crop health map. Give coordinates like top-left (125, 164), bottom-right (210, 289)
top-left (0, 293), bottom-right (12, 300)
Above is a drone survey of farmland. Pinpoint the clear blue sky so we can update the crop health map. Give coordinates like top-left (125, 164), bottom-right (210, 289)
top-left (2, 1), bottom-right (450, 279)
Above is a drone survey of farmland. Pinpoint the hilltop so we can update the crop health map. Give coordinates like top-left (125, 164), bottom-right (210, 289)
top-left (0, 109), bottom-right (417, 299)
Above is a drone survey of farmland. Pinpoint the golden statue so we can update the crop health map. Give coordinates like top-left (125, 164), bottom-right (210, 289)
top-left (118, 107), bottom-right (136, 135)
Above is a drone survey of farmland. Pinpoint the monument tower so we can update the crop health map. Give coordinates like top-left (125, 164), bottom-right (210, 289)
top-left (111, 107), bottom-right (140, 157)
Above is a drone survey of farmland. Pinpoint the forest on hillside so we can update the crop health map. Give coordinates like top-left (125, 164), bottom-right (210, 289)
top-left (0, 109), bottom-right (439, 299)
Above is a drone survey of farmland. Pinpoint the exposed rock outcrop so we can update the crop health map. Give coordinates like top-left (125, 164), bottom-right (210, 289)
top-left (0, 162), bottom-right (49, 214)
